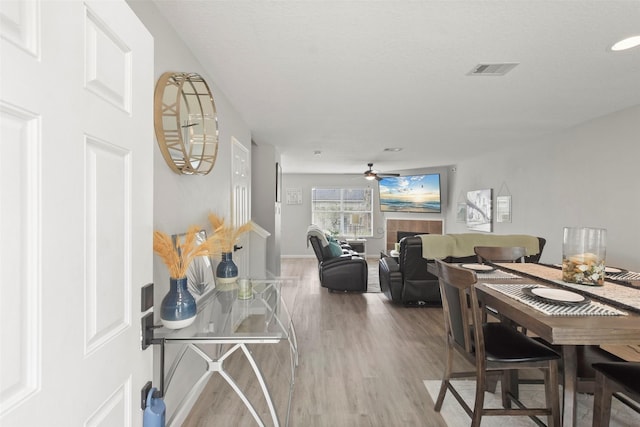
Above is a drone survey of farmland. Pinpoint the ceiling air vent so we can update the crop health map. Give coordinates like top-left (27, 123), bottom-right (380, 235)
top-left (468, 63), bottom-right (519, 76)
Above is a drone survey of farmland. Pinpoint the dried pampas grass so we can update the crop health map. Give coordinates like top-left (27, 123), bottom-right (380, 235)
top-left (153, 214), bottom-right (253, 278)
top-left (153, 225), bottom-right (211, 279)
top-left (208, 213), bottom-right (253, 256)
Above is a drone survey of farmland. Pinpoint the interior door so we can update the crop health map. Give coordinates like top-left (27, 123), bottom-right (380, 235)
top-left (231, 137), bottom-right (250, 276)
top-left (0, 1), bottom-right (153, 425)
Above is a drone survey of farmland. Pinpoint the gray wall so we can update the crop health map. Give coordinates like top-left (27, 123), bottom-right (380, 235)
top-left (128, 0), bottom-right (252, 279)
top-left (281, 165), bottom-right (450, 257)
top-left (251, 141), bottom-right (281, 276)
top-left (282, 106), bottom-right (640, 272)
top-left (445, 105), bottom-right (640, 271)
top-left (128, 1), bottom-right (252, 424)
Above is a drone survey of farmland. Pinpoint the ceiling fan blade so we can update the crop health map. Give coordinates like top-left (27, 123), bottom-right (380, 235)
top-left (363, 162), bottom-right (399, 180)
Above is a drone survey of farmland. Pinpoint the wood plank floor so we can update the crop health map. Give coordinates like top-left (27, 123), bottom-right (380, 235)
top-left (182, 257), bottom-right (457, 427)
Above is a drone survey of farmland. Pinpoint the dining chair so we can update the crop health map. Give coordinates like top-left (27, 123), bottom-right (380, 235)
top-left (433, 259), bottom-right (561, 427)
top-left (474, 246), bottom-right (527, 264)
top-left (592, 362), bottom-right (640, 427)
top-left (474, 246), bottom-right (528, 327)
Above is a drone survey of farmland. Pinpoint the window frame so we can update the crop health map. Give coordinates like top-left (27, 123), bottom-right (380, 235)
top-left (311, 187), bottom-right (373, 238)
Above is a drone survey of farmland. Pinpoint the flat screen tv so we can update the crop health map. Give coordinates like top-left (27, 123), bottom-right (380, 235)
top-left (378, 173), bottom-right (441, 213)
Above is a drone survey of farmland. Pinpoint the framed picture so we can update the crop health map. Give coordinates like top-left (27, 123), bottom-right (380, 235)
top-left (456, 202), bottom-right (467, 223)
top-left (286, 187), bottom-right (302, 205)
top-left (466, 189), bottom-right (493, 232)
top-left (496, 195), bottom-right (512, 223)
top-left (275, 162), bottom-right (282, 202)
top-left (173, 229), bottom-right (215, 298)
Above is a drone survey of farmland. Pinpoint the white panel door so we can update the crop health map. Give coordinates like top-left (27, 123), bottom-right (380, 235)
top-left (231, 137), bottom-right (250, 276)
top-left (0, 1), bottom-right (153, 426)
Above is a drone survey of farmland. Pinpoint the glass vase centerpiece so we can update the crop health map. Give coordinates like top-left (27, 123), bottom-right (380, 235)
top-left (208, 213), bottom-right (253, 291)
top-left (153, 226), bottom-right (214, 328)
top-left (562, 227), bottom-right (607, 286)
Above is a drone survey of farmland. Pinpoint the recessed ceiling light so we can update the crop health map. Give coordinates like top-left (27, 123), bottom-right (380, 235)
top-left (383, 147), bottom-right (403, 152)
top-left (611, 35), bottom-right (640, 51)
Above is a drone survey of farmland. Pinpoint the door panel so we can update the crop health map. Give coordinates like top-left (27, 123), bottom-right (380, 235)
top-left (0, 98), bottom-right (41, 418)
top-left (84, 135), bottom-right (130, 354)
top-left (0, 1), bottom-right (153, 425)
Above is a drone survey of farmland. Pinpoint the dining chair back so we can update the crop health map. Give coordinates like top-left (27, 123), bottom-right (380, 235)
top-left (473, 245), bottom-right (528, 326)
top-left (433, 259), bottom-right (561, 427)
top-left (592, 362), bottom-right (640, 427)
top-left (474, 246), bottom-right (527, 264)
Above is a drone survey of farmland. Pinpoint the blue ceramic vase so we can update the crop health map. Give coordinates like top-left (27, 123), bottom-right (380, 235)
top-left (160, 277), bottom-right (196, 329)
top-left (216, 252), bottom-right (238, 285)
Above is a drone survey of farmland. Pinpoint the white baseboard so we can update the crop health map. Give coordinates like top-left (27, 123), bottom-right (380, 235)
top-left (281, 254), bottom-right (316, 259)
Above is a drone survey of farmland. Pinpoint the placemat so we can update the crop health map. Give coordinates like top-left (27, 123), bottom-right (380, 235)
top-left (483, 283), bottom-right (627, 316)
top-left (494, 263), bottom-right (640, 313)
top-left (475, 269), bottom-right (522, 280)
top-left (608, 271), bottom-right (640, 281)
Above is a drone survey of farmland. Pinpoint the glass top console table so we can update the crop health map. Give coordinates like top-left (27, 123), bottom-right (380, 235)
top-left (143, 278), bottom-right (298, 427)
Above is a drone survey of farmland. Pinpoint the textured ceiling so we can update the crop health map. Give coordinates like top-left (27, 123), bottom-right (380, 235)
top-left (150, 0), bottom-right (640, 175)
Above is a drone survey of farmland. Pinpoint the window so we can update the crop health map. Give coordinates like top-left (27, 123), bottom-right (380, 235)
top-left (311, 188), bottom-right (373, 238)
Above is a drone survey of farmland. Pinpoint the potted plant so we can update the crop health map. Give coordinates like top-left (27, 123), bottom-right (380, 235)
top-left (207, 213), bottom-right (253, 289)
top-left (153, 225), bottom-right (212, 329)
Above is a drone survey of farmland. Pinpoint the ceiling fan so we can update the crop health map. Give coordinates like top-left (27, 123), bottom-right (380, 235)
top-left (363, 163), bottom-right (400, 181)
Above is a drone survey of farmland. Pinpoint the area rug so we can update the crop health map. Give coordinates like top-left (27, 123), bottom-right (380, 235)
top-left (423, 380), bottom-right (640, 427)
top-left (367, 260), bottom-right (381, 293)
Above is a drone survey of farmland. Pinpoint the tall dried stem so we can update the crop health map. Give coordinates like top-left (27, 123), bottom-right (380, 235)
top-left (207, 213), bottom-right (253, 258)
top-left (153, 225), bottom-right (211, 279)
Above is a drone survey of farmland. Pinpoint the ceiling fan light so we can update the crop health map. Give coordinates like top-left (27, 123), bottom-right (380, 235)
top-left (365, 174), bottom-right (376, 181)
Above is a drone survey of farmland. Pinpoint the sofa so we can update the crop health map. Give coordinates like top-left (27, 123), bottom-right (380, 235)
top-left (307, 226), bottom-right (368, 292)
top-left (379, 233), bottom-right (546, 305)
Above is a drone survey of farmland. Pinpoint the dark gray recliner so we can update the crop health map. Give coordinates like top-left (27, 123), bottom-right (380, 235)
top-left (308, 234), bottom-right (368, 292)
top-left (379, 236), bottom-right (446, 305)
top-left (379, 235), bottom-right (546, 305)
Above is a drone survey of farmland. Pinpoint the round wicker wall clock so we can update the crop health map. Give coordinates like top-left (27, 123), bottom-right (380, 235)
top-left (153, 72), bottom-right (219, 175)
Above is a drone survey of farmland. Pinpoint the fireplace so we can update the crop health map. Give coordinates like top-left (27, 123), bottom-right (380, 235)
top-left (385, 219), bottom-right (443, 250)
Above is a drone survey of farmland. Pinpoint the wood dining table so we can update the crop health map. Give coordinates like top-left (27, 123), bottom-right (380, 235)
top-left (468, 262), bottom-right (640, 427)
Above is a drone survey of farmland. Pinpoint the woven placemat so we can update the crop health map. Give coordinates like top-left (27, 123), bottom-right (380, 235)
top-left (483, 283), bottom-right (627, 316)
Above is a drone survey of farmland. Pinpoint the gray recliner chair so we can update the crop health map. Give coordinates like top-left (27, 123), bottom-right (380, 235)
top-left (307, 231), bottom-right (367, 292)
top-left (379, 235), bottom-right (546, 305)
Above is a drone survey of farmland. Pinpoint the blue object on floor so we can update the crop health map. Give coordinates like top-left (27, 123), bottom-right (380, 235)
top-left (143, 387), bottom-right (165, 427)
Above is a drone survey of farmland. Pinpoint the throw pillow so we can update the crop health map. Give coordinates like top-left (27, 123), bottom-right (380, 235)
top-left (328, 241), bottom-right (343, 258)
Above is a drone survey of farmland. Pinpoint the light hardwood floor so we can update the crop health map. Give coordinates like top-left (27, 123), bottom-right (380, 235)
top-left (182, 257), bottom-right (454, 427)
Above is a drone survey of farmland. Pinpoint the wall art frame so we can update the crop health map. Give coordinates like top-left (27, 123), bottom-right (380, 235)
top-left (496, 195), bottom-right (512, 223)
top-left (286, 188), bottom-right (302, 205)
top-left (275, 162), bottom-right (282, 202)
top-left (172, 229), bottom-right (215, 298)
top-left (466, 188), bottom-right (493, 232)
